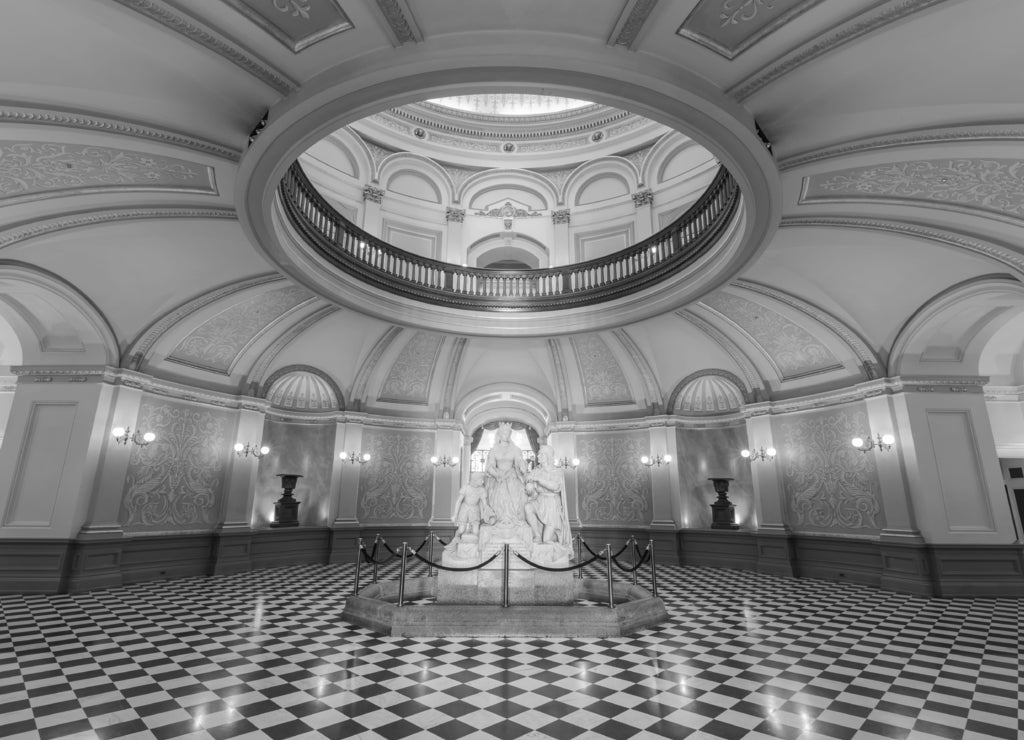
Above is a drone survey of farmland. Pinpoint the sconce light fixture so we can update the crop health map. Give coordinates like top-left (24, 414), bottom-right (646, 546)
top-left (341, 451), bottom-right (371, 464)
top-left (111, 426), bottom-right (156, 447)
top-left (640, 454), bottom-right (672, 467)
top-left (851, 433), bottom-right (895, 453)
top-left (741, 446), bottom-right (776, 462)
top-left (234, 442), bottom-right (269, 458)
top-left (430, 454), bottom-right (459, 468)
top-left (555, 456), bottom-right (580, 469)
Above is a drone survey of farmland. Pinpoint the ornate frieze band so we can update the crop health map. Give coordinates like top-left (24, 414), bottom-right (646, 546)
top-left (610, 0), bottom-right (661, 49)
top-left (778, 123), bottom-right (1024, 171)
top-left (0, 206), bottom-right (236, 252)
top-left (729, 0), bottom-right (948, 100)
top-left (0, 103), bottom-right (240, 161)
top-left (0, 142), bottom-right (217, 205)
top-left (800, 158), bottom-right (1024, 224)
top-left (109, 0), bottom-right (295, 94)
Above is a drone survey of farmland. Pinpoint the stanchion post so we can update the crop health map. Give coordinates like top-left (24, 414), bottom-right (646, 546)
top-left (427, 530), bottom-right (434, 578)
top-left (354, 538), bottom-right (364, 595)
top-left (372, 533), bottom-right (381, 584)
top-left (605, 544), bottom-right (615, 609)
top-left (398, 541), bottom-right (408, 607)
top-left (573, 534), bottom-right (581, 579)
top-left (502, 544), bottom-right (510, 608)
top-left (630, 535), bottom-right (638, 586)
top-left (648, 539), bottom-right (658, 597)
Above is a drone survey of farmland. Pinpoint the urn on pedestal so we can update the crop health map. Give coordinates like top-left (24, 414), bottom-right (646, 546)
top-left (271, 473), bottom-right (303, 528)
top-left (708, 477), bottom-right (740, 530)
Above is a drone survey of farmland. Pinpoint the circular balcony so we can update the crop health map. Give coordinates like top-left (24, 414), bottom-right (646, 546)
top-left (280, 161), bottom-right (740, 313)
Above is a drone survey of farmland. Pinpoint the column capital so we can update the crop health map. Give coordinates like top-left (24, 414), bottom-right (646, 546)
top-left (362, 185), bottom-right (385, 204)
top-left (551, 209), bottom-right (571, 225)
top-left (632, 190), bottom-right (654, 208)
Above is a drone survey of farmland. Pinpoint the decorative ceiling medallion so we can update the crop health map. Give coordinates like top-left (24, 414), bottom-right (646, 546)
top-left (223, 0), bottom-right (353, 53)
top-left (678, 0), bottom-right (824, 59)
top-left (0, 141), bottom-right (216, 205)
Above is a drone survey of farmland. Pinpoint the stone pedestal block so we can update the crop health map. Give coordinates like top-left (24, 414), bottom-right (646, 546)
top-left (437, 547), bottom-right (574, 605)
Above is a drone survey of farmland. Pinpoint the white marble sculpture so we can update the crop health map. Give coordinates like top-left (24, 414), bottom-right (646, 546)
top-left (447, 425), bottom-right (573, 565)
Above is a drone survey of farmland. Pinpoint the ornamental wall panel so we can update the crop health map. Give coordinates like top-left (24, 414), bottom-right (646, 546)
top-left (576, 430), bottom-right (651, 525)
top-left (120, 399), bottom-right (231, 533)
top-left (377, 331), bottom-right (444, 405)
top-left (356, 428), bottom-right (434, 523)
top-left (570, 334), bottom-right (633, 406)
top-left (776, 404), bottom-right (884, 533)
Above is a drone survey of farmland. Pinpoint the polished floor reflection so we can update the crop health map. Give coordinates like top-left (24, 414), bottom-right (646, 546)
top-left (1, 560), bottom-right (1021, 739)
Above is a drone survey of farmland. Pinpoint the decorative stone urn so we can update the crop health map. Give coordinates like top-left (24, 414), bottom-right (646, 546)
top-left (271, 473), bottom-right (303, 528)
top-left (708, 477), bottom-right (740, 530)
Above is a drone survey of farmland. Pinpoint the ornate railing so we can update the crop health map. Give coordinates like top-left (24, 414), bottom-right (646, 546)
top-left (280, 160), bottom-right (740, 311)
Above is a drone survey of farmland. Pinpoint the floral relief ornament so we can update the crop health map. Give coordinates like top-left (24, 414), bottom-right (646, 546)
top-left (274, 0), bottom-right (311, 19)
top-left (721, 0), bottom-right (775, 26)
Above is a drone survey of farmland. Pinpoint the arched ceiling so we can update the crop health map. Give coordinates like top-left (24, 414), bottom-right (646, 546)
top-left (2, 0), bottom-right (1023, 431)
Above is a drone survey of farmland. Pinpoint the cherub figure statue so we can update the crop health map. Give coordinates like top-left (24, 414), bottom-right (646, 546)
top-left (452, 471), bottom-right (495, 542)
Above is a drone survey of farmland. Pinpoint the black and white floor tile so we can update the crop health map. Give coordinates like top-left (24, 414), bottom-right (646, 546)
top-left (1, 558), bottom-right (1021, 739)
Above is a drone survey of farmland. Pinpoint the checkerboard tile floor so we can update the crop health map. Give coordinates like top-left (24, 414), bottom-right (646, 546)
top-left (1, 560), bottom-right (1021, 739)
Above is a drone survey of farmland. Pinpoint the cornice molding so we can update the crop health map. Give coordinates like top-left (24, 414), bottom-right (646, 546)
top-left (984, 385), bottom-right (1024, 401)
top-left (731, 278), bottom-right (882, 377)
top-left (779, 215), bottom-right (1024, 278)
top-left (110, 0), bottom-right (296, 95)
top-left (744, 374), bottom-right (989, 416)
top-left (779, 122), bottom-right (1024, 171)
top-left (370, 0), bottom-right (422, 46)
top-left (0, 102), bottom-right (240, 161)
top-left (549, 413), bottom-right (746, 433)
top-left (729, 0), bottom-right (948, 101)
top-left (124, 274), bottom-right (287, 369)
top-left (0, 206), bottom-right (236, 252)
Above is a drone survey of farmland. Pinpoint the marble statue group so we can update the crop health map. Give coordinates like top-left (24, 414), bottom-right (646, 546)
top-left (448, 422), bottom-right (573, 564)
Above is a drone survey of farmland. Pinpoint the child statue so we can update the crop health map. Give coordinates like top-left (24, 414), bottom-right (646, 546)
top-left (452, 471), bottom-right (495, 543)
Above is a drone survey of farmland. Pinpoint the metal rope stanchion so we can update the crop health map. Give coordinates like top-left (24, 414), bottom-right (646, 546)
top-left (648, 539), bottom-right (658, 597)
top-left (354, 538), bottom-right (364, 596)
top-left (397, 541), bottom-right (408, 607)
top-left (605, 544), bottom-right (615, 609)
top-left (630, 536), bottom-right (639, 586)
top-left (426, 530), bottom-right (434, 578)
top-left (372, 533), bottom-right (381, 584)
top-left (573, 534), bottom-right (581, 579)
top-left (502, 544), bottom-right (510, 608)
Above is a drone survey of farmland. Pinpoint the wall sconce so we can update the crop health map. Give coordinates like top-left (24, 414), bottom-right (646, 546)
top-left (741, 446), bottom-right (776, 462)
top-left (234, 442), bottom-right (269, 458)
top-left (640, 454), bottom-right (672, 467)
top-left (555, 456), bottom-right (580, 469)
top-left (852, 433), bottom-right (895, 453)
top-left (430, 454), bottom-right (459, 468)
top-left (341, 451), bottom-right (371, 464)
top-left (112, 426), bottom-right (155, 446)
